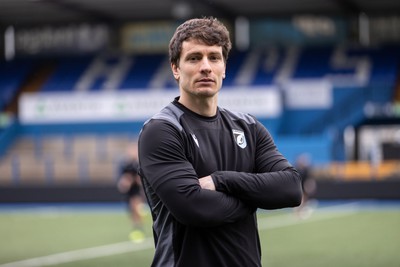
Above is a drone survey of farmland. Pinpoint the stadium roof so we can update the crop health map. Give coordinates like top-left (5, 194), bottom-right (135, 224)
top-left (0, 0), bottom-right (400, 26)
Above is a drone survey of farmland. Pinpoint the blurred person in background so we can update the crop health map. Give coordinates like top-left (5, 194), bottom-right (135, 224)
top-left (138, 17), bottom-right (302, 267)
top-left (294, 153), bottom-right (317, 219)
top-left (117, 142), bottom-right (146, 243)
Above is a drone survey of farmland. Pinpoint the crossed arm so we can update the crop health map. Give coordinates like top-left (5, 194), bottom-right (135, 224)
top-left (199, 122), bottom-right (302, 210)
top-left (139, 120), bottom-right (302, 227)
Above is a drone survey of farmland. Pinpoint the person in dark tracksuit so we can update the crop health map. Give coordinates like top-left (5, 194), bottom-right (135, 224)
top-left (117, 142), bottom-right (146, 243)
top-left (138, 17), bottom-right (303, 267)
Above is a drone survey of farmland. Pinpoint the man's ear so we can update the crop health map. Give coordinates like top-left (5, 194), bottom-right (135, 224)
top-left (171, 63), bottom-right (179, 80)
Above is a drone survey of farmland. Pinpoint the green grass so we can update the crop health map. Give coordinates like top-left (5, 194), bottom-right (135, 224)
top-left (262, 211), bottom-right (400, 267)
top-left (0, 202), bottom-right (399, 267)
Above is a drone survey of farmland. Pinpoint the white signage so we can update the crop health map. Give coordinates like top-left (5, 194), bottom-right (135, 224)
top-left (284, 79), bottom-right (333, 109)
top-left (219, 87), bottom-right (281, 117)
top-left (19, 87), bottom-right (281, 124)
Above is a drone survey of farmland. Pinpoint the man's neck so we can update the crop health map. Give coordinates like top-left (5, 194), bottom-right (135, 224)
top-left (178, 94), bottom-right (218, 117)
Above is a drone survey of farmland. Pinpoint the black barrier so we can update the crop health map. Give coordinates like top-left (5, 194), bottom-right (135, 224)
top-left (0, 180), bottom-right (399, 203)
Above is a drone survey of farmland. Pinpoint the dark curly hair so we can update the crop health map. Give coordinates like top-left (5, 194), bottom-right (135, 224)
top-left (169, 17), bottom-right (232, 67)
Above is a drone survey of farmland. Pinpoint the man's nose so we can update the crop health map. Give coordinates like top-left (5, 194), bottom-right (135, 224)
top-left (200, 58), bottom-right (212, 72)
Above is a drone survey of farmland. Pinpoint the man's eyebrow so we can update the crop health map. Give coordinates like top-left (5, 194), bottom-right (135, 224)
top-left (185, 52), bottom-right (202, 57)
top-left (184, 50), bottom-right (222, 59)
top-left (209, 52), bottom-right (222, 57)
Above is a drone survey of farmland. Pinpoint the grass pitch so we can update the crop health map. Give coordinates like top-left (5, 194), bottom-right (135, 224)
top-left (0, 201), bottom-right (399, 267)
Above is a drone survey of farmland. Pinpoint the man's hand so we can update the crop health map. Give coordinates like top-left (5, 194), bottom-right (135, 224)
top-left (199, 175), bottom-right (216, 191)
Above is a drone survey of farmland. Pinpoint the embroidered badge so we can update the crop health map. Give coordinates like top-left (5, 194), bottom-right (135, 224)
top-left (232, 129), bottom-right (247, 149)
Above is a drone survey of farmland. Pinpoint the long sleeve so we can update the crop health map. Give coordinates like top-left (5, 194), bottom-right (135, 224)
top-left (139, 119), bottom-right (254, 228)
top-left (139, 100), bottom-right (297, 267)
top-left (211, 121), bottom-right (303, 209)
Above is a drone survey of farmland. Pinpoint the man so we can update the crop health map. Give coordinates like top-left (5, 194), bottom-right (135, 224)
top-left (294, 153), bottom-right (317, 219)
top-left (116, 142), bottom-right (146, 243)
top-left (138, 17), bottom-right (302, 267)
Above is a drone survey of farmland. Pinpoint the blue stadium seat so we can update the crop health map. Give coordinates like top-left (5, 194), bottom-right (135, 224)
top-left (0, 59), bottom-right (34, 110)
top-left (40, 56), bottom-right (93, 92)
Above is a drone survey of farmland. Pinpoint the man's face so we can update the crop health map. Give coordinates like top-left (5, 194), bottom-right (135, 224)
top-left (172, 39), bottom-right (226, 98)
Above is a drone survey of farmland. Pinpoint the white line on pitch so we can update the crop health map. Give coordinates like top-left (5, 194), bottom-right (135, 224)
top-left (258, 201), bottom-right (359, 230)
top-left (0, 239), bottom-right (154, 267)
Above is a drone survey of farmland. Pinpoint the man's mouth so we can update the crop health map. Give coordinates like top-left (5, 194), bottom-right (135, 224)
top-left (197, 78), bottom-right (214, 83)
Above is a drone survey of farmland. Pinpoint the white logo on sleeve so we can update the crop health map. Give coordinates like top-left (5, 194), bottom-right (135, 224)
top-left (232, 129), bottom-right (247, 149)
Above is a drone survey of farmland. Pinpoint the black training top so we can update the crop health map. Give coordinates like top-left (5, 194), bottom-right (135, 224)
top-left (138, 97), bottom-right (302, 267)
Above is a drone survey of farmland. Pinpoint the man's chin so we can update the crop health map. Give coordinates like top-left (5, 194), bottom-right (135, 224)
top-left (195, 87), bottom-right (219, 97)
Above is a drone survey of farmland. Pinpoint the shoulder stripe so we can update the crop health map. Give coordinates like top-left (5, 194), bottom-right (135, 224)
top-left (144, 103), bottom-right (184, 131)
top-left (219, 107), bottom-right (256, 125)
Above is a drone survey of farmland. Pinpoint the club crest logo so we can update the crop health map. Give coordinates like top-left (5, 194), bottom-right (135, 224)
top-left (232, 129), bottom-right (247, 149)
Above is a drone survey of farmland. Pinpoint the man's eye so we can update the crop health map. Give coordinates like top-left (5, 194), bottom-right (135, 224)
top-left (188, 56), bottom-right (199, 61)
top-left (210, 56), bottom-right (221, 61)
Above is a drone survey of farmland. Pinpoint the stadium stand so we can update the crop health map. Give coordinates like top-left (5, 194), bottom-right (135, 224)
top-left (0, 59), bottom-right (34, 110)
top-left (1, 43), bottom-right (399, 187)
top-left (0, 133), bottom-right (134, 185)
top-left (40, 56), bottom-right (93, 92)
